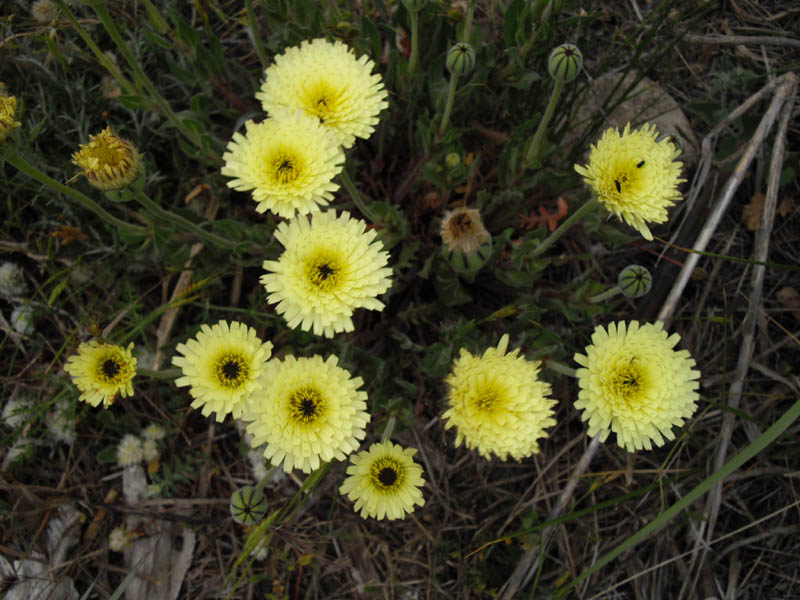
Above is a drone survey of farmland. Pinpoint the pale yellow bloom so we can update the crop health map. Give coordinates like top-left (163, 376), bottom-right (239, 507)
top-left (575, 123), bottom-right (684, 240)
top-left (221, 111), bottom-right (344, 218)
top-left (64, 340), bottom-right (137, 408)
top-left (172, 320), bottom-right (272, 422)
top-left (261, 210), bottom-right (392, 338)
top-left (443, 334), bottom-right (556, 460)
top-left (244, 354), bottom-right (370, 473)
top-left (0, 94), bottom-right (21, 143)
top-left (257, 38), bottom-right (389, 148)
top-left (340, 441), bottom-right (425, 520)
top-left (574, 321), bottom-right (700, 452)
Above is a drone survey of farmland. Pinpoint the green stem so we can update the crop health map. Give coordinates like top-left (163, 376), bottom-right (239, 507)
top-left (52, 0), bottom-right (139, 97)
top-left (438, 73), bottom-right (459, 136)
top-left (254, 466), bottom-right (280, 495)
top-left (530, 196), bottom-right (598, 258)
top-left (89, 2), bottom-right (222, 164)
top-left (339, 169), bottom-right (379, 223)
top-left (132, 190), bottom-right (237, 249)
top-left (587, 286), bottom-right (623, 304)
top-left (462, 0), bottom-right (476, 41)
top-left (524, 78), bottom-right (565, 167)
top-left (407, 7), bottom-right (420, 77)
top-left (381, 416), bottom-right (397, 443)
top-left (542, 359), bottom-right (576, 378)
top-left (245, 0), bottom-right (269, 71)
top-left (137, 367), bottom-right (180, 380)
top-left (2, 147), bottom-right (146, 236)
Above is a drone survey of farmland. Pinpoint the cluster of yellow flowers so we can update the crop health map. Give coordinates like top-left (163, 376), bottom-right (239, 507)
top-left (59, 37), bottom-right (702, 524)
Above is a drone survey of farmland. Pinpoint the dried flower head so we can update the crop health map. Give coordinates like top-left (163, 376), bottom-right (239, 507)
top-left (0, 262), bottom-right (26, 298)
top-left (440, 207), bottom-right (489, 254)
top-left (117, 434), bottom-right (144, 467)
top-left (72, 126), bottom-right (142, 191)
top-left (575, 123), bottom-right (684, 240)
top-left (574, 321), bottom-right (701, 451)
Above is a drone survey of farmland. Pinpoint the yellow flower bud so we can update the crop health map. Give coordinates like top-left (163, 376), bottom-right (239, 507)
top-left (72, 126), bottom-right (142, 191)
top-left (0, 94), bottom-right (21, 144)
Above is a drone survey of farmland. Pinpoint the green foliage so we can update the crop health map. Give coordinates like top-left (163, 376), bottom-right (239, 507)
top-left (4, 0), bottom-right (794, 598)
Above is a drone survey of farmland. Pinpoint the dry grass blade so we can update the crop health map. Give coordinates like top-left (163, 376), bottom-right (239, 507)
top-left (682, 71), bottom-right (798, 596)
top-left (658, 71), bottom-right (797, 327)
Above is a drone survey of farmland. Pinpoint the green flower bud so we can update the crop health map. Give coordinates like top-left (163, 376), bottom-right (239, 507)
top-left (547, 44), bottom-right (582, 83)
top-left (445, 152), bottom-right (461, 169)
top-left (401, 0), bottom-right (428, 11)
top-left (444, 238), bottom-right (493, 276)
top-left (229, 486), bottom-right (268, 525)
top-left (446, 43), bottom-right (476, 77)
top-left (618, 264), bottom-right (652, 298)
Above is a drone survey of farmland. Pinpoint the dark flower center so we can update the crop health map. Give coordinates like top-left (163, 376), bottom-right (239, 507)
top-left (378, 467), bottom-right (398, 487)
top-left (101, 358), bottom-right (121, 379)
top-left (290, 387), bottom-right (323, 423)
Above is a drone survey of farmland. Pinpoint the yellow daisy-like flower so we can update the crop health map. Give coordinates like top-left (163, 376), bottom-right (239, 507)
top-left (72, 126), bottom-right (142, 191)
top-left (244, 354), bottom-right (370, 473)
top-left (443, 334), bottom-right (557, 461)
top-left (574, 122), bottom-right (684, 241)
top-left (261, 210), bottom-right (392, 338)
top-left (256, 38), bottom-right (389, 148)
top-left (221, 111), bottom-right (344, 218)
top-left (0, 94), bottom-right (21, 144)
top-left (64, 340), bottom-right (137, 408)
top-left (339, 441), bottom-right (426, 520)
top-left (574, 321), bottom-right (701, 452)
top-left (172, 320), bottom-right (272, 422)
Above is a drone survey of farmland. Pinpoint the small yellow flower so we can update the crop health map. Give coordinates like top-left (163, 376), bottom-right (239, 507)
top-left (244, 354), bottom-right (370, 473)
top-left (443, 334), bottom-right (556, 461)
top-left (221, 111), bottom-right (344, 218)
top-left (440, 207), bottom-right (489, 254)
top-left (339, 441), bottom-right (425, 520)
top-left (573, 321), bottom-right (701, 452)
top-left (72, 126), bottom-right (142, 191)
top-left (256, 38), bottom-right (389, 148)
top-left (0, 94), bottom-right (21, 143)
top-left (261, 210), bottom-right (392, 338)
top-left (64, 340), bottom-right (137, 408)
top-left (575, 123), bottom-right (684, 240)
top-left (172, 320), bottom-right (272, 422)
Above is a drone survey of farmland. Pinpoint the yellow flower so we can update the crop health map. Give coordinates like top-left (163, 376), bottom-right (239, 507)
top-left (64, 340), bottom-right (137, 408)
top-left (244, 354), bottom-right (370, 473)
top-left (221, 111), bottom-right (344, 218)
top-left (261, 210), bottom-right (392, 338)
top-left (72, 126), bottom-right (142, 191)
top-left (339, 441), bottom-right (425, 520)
top-left (573, 321), bottom-right (700, 452)
top-left (443, 334), bottom-right (556, 461)
top-left (256, 38), bottom-right (389, 148)
top-left (172, 320), bottom-right (272, 422)
top-left (0, 94), bottom-right (21, 143)
top-left (574, 123), bottom-right (684, 240)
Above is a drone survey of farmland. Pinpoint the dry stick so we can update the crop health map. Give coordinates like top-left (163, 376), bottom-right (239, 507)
top-left (682, 73), bottom-right (798, 597)
top-left (657, 72), bottom-right (796, 327)
top-left (152, 198), bottom-right (220, 371)
top-left (683, 33), bottom-right (800, 49)
top-left (498, 435), bottom-right (602, 599)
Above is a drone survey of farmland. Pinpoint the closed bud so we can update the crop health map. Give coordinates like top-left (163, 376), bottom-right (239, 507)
top-left (446, 43), bottom-right (476, 77)
top-left (230, 486), bottom-right (268, 525)
top-left (72, 126), bottom-right (142, 191)
top-left (547, 44), bottom-right (582, 83)
top-left (618, 264), bottom-right (652, 298)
